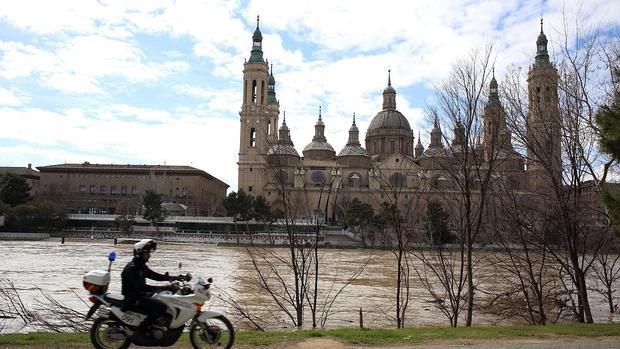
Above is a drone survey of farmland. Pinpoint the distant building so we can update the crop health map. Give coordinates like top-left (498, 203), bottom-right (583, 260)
top-left (0, 163), bottom-right (40, 196)
top-left (237, 18), bottom-right (561, 221)
top-left (37, 163), bottom-right (228, 216)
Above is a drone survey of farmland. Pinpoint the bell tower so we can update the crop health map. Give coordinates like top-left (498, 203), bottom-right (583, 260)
top-left (526, 19), bottom-right (561, 184)
top-left (238, 16), bottom-right (280, 196)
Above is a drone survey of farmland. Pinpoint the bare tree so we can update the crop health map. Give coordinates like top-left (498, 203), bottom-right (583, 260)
top-left (591, 235), bottom-right (620, 313)
top-left (501, 16), bottom-right (619, 323)
top-left (370, 156), bottom-right (426, 328)
top-left (426, 43), bottom-right (499, 326)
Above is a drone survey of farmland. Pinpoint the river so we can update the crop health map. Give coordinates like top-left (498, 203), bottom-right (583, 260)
top-left (0, 239), bottom-right (618, 332)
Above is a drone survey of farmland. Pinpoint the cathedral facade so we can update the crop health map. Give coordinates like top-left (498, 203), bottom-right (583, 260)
top-left (237, 18), bottom-right (560, 223)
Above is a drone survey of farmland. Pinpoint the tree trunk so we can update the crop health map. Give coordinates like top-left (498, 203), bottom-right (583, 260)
top-left (465, 230), bottom-right (474, 326)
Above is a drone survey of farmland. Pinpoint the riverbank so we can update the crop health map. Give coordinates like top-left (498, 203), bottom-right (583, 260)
top-left (1, 323), bottom-right (619, 348)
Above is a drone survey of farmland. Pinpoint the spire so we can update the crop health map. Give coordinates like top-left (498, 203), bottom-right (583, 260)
top-left (278, 110), bottom-right (292, 144)
top-left (489, 66), bottom-right (499, 100)
top-left (313, 106), bottom-right (326, 142)
top-left (280, 110), bottom-right (287, 129)
top-left (535, 17), bottom-right (550, 66)
top-left (430, 116), bottom-right (443, 148)
top-left (267, 63), bottom-right (277, 103)
top-left (249, 15), bottom-right (264, 63)
top-left (452, 120), bottom-right (465, 147)
top-left (415, 131), bottom-right (424, 157)
top-left (347, 112), bottom-right (360, 145)
top-left (382, 69), bottom-right (397, 111)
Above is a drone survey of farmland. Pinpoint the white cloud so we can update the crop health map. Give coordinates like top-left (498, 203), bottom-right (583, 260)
top-left (0, 87), bottom-right (29, 106)
top-left (0, 37), bottom-right (188, 93)
top-left (0, 105), bottom-right (238, 187)
top-left (1, 0), bottom-right (619, 192)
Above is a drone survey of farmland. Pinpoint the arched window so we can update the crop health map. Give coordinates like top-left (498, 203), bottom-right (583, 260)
top-left (273, 170), bottom-right (288, 184)
top-left (348, 172), bottom-right (361, 188)
top-left (261, 81), bottom-right (265, 104)
top-left (268, 120), bottom-right (272, 135)
top-left (250, 128), bottom-right (256, 147)
top-left (251, 80), bottom-right (257, 103)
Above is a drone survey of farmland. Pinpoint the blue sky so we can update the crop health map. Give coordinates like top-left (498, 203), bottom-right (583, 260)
top-left (1, 0), bottom-right (618, 191)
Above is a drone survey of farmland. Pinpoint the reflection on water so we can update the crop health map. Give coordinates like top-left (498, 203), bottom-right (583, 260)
top-left (0, 239), bottom-right (618, 332)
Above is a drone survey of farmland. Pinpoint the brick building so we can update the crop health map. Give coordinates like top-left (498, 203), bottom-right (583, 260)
top-left (37, 163), bottom-right (228, 216)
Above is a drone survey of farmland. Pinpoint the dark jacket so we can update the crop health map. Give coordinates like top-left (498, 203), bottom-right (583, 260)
top-left (121, 257), bottom-right (171, 306)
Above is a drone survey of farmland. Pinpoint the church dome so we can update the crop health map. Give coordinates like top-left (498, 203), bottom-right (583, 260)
top-left (268, 144), bottom-right (299, 156)
top-left (368, 110), bottom-right (411, 131)
top-left (338, 145), bottom-right (367, 156)
top-left (303, 141), bottom-right (335, 153)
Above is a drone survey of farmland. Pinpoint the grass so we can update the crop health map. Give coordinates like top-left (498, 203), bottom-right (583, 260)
top-left (1, 323), bottom-right (619, 347)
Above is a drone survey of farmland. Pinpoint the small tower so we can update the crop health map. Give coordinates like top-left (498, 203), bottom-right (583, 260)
top-left (451, 120), bottom-right (466, 149)
top-left (415, 131), bottom-right (424, 157)
top-left (303, 106), bottom-right (336, 160)
top-left (347, 112), bottom-right (360, 146)
top-left (526, 18), bottom-right (561, 182)
top-left (429, 116), bottom-right (444, 149)
top-left (483, 68), bottom-right (511, 158)
top-left (238, 16), bottom-right (279, 196)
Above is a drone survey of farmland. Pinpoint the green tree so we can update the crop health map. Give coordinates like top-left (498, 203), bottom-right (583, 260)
top-left (142, 189), bottom-right (167, 233)
top-left (253, 195), bottom-right (272, 222)
top-left (343, 198), bottom-right (375, 247)
top-left (596, 68), bottom-right (620, 229)
top-left (223, 190), bottom-right (255, 221)
top-left (0, 173), bottom-right (31, 207)
top-left (8, 201), bottom-right (66, 232)
top-left (115, 200), bottom-right (136, 236)
top-left (425, 200), bottom-right (453, 245)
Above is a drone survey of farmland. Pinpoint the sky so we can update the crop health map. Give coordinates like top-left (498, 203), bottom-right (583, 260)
top-left (0, 0), bottom-right (619, 191)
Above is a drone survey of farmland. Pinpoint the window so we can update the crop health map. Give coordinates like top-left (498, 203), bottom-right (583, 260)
top-left (79, 185), bottom-right (86, 194)
top-left (182, 187), bottom-right (188, 197)
top-left (100, 186), bottom-right (107, 194)
top-left (251, 80), bottom-right (257, 103)
top-left (248, 186), bottom-right (253, 192)
top-left (261, 81), bottom-right (265, 104)
top-left (111, 186), bottom-right (117, 195)
top-left (90, 185), bottom-right (96, 194)
top-left (349, 172), bottom-right (361, 188)
top-left (250, 128), bottom-right (256, 147)
top-left (390, 141), bottom-right (395, 153)
top-left (121, 186), bottom-right (128, 196)
top-left (131, 186), bottom-right (137, 196)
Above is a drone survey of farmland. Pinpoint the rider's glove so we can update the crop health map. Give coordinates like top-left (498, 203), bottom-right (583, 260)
top-left (174, 274), bottom-right (192, 282)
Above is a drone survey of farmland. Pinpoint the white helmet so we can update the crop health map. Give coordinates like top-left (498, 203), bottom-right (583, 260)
top-left (133, 239), bottom-right (157, 257)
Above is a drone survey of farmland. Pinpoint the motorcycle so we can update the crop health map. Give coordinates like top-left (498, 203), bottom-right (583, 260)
top-left (82, 251), bottom-right (234, 349)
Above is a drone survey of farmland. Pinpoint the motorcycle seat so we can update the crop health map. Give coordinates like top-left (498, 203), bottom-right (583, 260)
top-left (104, 293), bottom-right (125, 307)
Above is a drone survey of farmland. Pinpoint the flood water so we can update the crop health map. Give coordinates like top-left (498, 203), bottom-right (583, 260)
top-left (1, 239), bottom-right (619, 332)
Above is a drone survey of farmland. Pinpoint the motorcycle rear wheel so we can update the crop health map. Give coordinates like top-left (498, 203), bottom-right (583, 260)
top-left (189, 315), bottom-right (235, 349)
top-left (90, 317), bottom-right (131, 349)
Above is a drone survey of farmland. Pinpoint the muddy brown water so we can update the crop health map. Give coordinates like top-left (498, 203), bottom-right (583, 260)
top-left (1, 239), bottom-right (618, 333)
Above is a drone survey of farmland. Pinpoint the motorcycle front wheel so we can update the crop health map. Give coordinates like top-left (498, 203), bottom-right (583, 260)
top-left (189, 315), bottom-right (235, 349)
top-left (90, 317), bottom-right (131, 349)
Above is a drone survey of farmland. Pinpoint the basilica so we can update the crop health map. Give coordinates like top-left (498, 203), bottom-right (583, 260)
top-left (237, 17), bottom-right (560, 221)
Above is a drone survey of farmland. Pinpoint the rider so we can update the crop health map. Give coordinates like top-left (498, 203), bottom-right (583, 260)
top-left (121, 239), bottom-right (183, 334)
